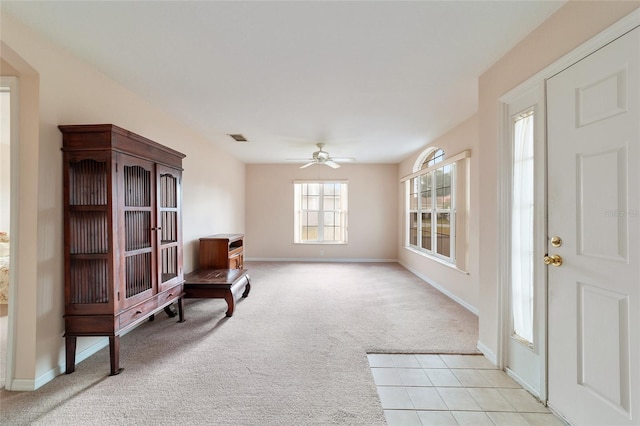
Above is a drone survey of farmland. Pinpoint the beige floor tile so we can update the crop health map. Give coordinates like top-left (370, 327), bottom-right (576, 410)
top-left (467, 387), bottom-right (516, 412)
top-left (436, 387), bottom-right (481, 411)
top-left (486, 411), bottom-right (530, 426)
top-left (367, 353), bottom-right (395, 368)
top-left (497, 388), bottom-right (550, 413)
top-left (406, 386), bottom-right (449, 410)
top-left (424, 368), bottom-right (463, 387)
top-left (391, 354), bottom-right (421, 368)
top-left (397, 367), bottom-right (433, 386)
top-left (415, 354), bottom-right (448, 369)
top-left (371, 367), bottom-right (403, 386)
top-left (450, 411), bottom-right (494, 425)
top-left (384, 409), bottom-right (422, 426)
top-left (416, 410), bottom-right (458, 425)
top-left (479, 369), bottom-right (522, 388)
top-left (369, 354), bottom-right (566, 426)
top-left (452, 369), bottom-right (492, 387)
top-left (376, 385), bottom-right (414, 409)
top-left (439, 354), bottom-right (496, 369)
top-left (521, 412), bottom-right (569, 425)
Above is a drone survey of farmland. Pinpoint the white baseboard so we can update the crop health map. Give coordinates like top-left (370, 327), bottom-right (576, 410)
top-left (400, 261), bottom-right (479, 316)
top-left (245, 257), bottom-right (398, 263)
top-left (10, 337), bottom-right (110, 391)
top-left (476, 340), bottom-right (497, 366)
top-left (506, 367), bottom-right (541, 400)
top-left (5, 378), bottom-right (36, 391)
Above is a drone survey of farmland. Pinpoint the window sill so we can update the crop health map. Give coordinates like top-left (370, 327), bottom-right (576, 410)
top-left (403, 246), bottom-right (469, 275)
top-left (294, 241), bottom-right (348, 245)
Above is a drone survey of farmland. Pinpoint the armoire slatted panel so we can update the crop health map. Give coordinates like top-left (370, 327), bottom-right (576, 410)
top-left (123, 165), bottom-right (151, 207)
top-left (69, 259), bottom-right (109, 304)
top-left (69, 160), bottom-right (108, 206)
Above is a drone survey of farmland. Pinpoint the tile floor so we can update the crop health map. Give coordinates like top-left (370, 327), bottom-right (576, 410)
top-left (367, 353), bottom-right (568, 426)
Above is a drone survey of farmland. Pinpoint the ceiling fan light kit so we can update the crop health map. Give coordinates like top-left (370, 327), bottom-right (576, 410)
top-left (288, 143), bottom-right (355, 169)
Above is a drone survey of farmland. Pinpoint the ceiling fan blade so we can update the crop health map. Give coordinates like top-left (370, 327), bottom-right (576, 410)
top-left (300, 161), bottom-right (316, 169)
top-left (324, 160), bottom-right (341, 169)
top-left (331, 157), bottom-right (356, 163)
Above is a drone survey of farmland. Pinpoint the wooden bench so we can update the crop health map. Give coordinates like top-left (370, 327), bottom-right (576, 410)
top-left (183, 269), bottom-right (251, 317)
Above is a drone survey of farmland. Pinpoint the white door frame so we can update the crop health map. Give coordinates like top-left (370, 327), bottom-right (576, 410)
top-left (498, 80), bottom-right (547, 399)
top-left (1, 76), bottom-right (19, 391)
top-left (497, 8), bottom-right (640, 404)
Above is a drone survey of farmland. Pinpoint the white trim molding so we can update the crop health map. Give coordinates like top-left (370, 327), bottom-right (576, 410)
top-left (401, 261), bottom-right (478, 316)
top-left (245, 257), bottom-right (399, 263)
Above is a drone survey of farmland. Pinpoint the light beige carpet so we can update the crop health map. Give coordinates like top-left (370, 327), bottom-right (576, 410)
top-left (1, 262), bottom-right (479, 425)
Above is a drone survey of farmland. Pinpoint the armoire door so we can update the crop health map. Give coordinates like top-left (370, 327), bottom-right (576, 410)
top-left (156, 164), bottom-right (182, 292)
top-left (118, 154), bottom-right (157, 309)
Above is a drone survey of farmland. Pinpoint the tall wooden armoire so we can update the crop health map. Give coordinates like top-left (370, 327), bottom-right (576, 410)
top-left (60, 124), bottom-right (186, 375)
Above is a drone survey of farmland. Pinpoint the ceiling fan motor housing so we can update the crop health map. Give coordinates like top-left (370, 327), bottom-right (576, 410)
top-left (313, 150), bottom-right (330, 161)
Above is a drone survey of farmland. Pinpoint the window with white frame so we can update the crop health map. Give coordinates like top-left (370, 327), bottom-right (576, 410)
top-left (294, 181), bottom-right (348, 244)
top-left (406, 149), bottom-right (456, 262)
top-left (511, 108), bottom-right (535, 345)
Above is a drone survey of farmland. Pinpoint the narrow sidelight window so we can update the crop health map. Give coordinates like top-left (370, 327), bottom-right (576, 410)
top-left (511, 109), bottom-right (535, 345)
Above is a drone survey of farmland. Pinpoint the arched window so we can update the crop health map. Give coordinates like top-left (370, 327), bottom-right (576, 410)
top-left (407, 147), bottom-right (455, 261)
top-left (421, 148), bottom-right (445, 169)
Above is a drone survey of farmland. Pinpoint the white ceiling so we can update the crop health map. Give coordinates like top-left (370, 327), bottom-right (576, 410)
top-left (2, 1), bottom-right (565, 164)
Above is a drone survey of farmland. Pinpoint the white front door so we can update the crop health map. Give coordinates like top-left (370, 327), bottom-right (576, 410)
top-left (547, 26), bottom-right (639, 425)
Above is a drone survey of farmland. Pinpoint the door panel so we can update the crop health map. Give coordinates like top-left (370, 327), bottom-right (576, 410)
top-left (577, 147), bottom-right (627, 261)
top-left (578, 283), bottom-right (630, 412)
top-left (547, 26), bottom-right (639, 425)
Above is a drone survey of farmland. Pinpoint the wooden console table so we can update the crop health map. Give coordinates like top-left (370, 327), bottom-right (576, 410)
top-left (184, 269), bottom-right (251, 317)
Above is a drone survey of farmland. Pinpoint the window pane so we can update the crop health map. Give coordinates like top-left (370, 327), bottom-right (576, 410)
top-left (409, 178), bottom-right (419, 210)
top-left (435, 167), bottom-right (444, 188)
top-left (303, 210), bottom-right (318, 241)
top-left (305, 195), bottom-right (319, 210)
top-left (324, 211), bottom-right (335, 226)
top-left (324, 183), bottom-right (336, 195)
top-left (436, 188), bottom-right (445, 209)
top-left (409, 212), bottom-right (418, 246)
top-left (436, 165), bottom-right (452, 209)
top-left (421, 174), bottom-right (431, 210)
top-left (325, 211), bottom-right (341, 242)
top-left (511, 111), bottom-right (534, 344)
top-left (436, 212), bottom-right (450, 257)
top-left (324, 196), bottom-right (336, 210)
top-left (308, 183), bottom-right (320, 195)
top-left (421, 212), bottom-right (431, 250)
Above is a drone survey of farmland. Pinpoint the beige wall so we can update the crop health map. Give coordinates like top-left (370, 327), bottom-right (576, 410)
top-left (246, 163), bottom-right (398, 261)
top-left (397, 114), bottom-right (479, 312)
top-left (4, 0), bottom-right (639, 391)
top-left (1, 13), bottom-right (245, 389)
top-left (477, 0), bottom-right (639, 358)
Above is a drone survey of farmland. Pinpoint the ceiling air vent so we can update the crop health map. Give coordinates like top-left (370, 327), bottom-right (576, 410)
top-left (228, 134), bottom-right (248, 142)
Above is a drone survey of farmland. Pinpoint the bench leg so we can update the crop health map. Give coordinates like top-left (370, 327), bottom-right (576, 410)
top-left (224, 290), bottom-right (236, 317)
top-left (242, 274), bottom-right (251, 298)
top-left (177, 297), bottom-right (185, 323)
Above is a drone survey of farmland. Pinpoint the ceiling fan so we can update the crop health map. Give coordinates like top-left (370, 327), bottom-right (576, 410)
top-left (287, 143), bottom-right (355, 169)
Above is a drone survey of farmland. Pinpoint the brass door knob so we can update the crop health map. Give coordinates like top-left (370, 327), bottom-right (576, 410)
top-left (543, 254), bottom-right (563, 267)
